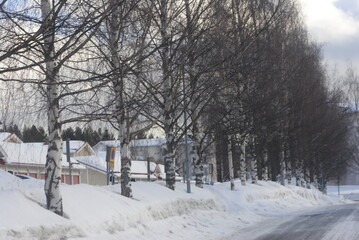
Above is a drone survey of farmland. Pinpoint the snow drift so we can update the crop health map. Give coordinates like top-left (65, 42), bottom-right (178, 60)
top-left (0, 169), bottom-right (341, 240)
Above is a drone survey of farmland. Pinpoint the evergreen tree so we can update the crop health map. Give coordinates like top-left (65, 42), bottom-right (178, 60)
top-left (74, 127), bottom-right (84, 141)
top-left (101, 128), bottom-right (114, 140)
top-left (22, 125), bottom-right (46, 142)
top-left (37, 126), bottom-right (47, 142)
top-left (62, 127), bottom-right (76, 140)
top-left (22, 125), bottom-right (31, 142)
top-left (12, 124), bottom-right (22, 139)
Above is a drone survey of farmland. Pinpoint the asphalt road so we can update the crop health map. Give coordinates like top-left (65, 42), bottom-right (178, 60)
top-left (225, 203), bottom-right (359, 240)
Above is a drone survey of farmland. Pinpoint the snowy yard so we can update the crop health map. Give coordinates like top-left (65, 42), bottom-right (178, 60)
top-left (0, 170), bottom-right (350, 240)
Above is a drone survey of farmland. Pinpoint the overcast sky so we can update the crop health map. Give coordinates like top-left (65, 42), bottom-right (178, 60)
top-left (299, 0), bottom-right (359, 76)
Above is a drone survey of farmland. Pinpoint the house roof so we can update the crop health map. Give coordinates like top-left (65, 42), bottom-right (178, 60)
top-left (74, 151), bottom-right (158, 175)
top-left (0, 132), bottom-right (23, 144)
top-left (93, 140), bottom-right (121, 150)
top-left (75, 151), bottom-right (120, 173)
top-left (130, 138), bottom-right (166, 147)
top-left (0, 142), bottom-right (84, 169)
top-left (0, 132), bottom-right (11, 142)
top-left (62, 140), bottom-right (95, 155)
top-left (0, 145), bottom-right (7, 162)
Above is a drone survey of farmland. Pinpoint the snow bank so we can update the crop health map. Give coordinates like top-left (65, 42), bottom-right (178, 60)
top-left (328, 185), bottom-right (359, 201)
top-left (0, 169), bottom-right (341, 240)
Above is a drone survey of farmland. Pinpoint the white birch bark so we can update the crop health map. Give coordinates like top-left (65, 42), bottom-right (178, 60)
top-left (300, 171), bottom-right (305, 188)
top-left (305, 167), bottom-right (311, 189)
top-left (228, 138), bottom-right (235, 190)
top-left (193, 143), bottom-right (204, 188)
top-left (239, 140), bottom-right (246, 186)
top-left (262, 146), bottom-right (269, 181)
top-left (280, 148), bottom-right (285, 186)
top-left (249, 136), bottom-right (258, 184)
top-left (295, 159), bottom-right (302, 187)
top-left (120, 128), bottom-right (132, 197)
top-left (41, 0), bottom-right (63, 216)
top-left (286, 157), bottom-right (292, 185)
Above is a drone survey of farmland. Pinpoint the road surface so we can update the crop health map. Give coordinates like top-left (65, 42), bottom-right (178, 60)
top-left (225, 203), bottom-right (359, 240)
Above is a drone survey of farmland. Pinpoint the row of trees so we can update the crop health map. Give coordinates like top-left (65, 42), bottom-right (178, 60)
top-left (0, 0), bottom-right (355, 216)
top-left (205, 1), bottom-right (354, 193)
top-left (1, 123), bottom-right (116, 145)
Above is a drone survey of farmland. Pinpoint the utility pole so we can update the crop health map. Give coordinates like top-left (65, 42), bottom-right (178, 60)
top-left (280, 149), bottom-right (285, 186)
top-left (228, 137), bottom-right (235, 190)
top-left (106, 146), bottom-right (110, 185)
top-left (147, 157), bottom-right (151, 181)
top-left (182, 49), bottom-right (191, 193)
top-left (66, 138), bottom-right (72, 185)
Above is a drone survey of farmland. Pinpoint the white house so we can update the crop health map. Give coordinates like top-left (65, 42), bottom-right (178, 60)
top-left (0, 142), bottom-right (85, 184)
top-left (74, 149), bottom-right (162, 184)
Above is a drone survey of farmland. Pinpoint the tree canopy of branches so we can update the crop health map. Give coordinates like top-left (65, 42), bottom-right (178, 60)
top-left (0, 0), bottom-right (356, 216)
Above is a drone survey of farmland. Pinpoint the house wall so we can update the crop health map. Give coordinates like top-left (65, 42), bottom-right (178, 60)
top-left (79, 167), bottom-right (107, 186)
top-left (6, 137), bottom-right (20, 144)
top-left (130, 141), bottom-right (218, 183)
top-left (0, 164), bottom-right (82, 184)
top-left (74, 147), bottom-right (94, 157)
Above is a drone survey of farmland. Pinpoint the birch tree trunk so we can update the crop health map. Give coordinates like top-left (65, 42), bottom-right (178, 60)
top-left (108, 0), bottom-right (132, 197)
top-left (41, 0), bottom-right (63, 216)
top-left (228, 137), bottom-right (235, 190)
top-left (160, 0), bottom-right (175, 190)
top-left (296, 156), bottom-right (304, 187)
top-left (262, 146), bottom-right (269, 181)
top-left (304, 165), bottom-right (311, 189)
top-left (120, 123), bottom-right (132, 197)
top-left (280, 147), bottom-right (285, 186)
top-left (239, 140), bottom-right (246, 186)
top-left (286, 155), bottom-right (292, 185)
top-left (249, 136), bottom-right (258, 184)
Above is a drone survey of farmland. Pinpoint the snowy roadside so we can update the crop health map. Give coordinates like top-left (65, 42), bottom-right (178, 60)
top-left (0, 170), bottom-right (347, 240)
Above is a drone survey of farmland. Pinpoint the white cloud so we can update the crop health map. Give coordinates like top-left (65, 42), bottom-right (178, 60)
top-left (299, 0), bottom-right (359, 43)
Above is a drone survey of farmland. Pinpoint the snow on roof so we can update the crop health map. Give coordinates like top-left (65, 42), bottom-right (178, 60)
top-left (93, 140), bottom-right (121, 149)
top-left (130, 138), bottom-right (166, 147)
top-left (75, 151), bottom-right (120, 173)
top-left (0, 132), bottom-right (23, 143)
top-left (0, 144), bottom-right (7, 162)
top-left (0, 132), bottom-right (11, 142)
top-left (62, 140), bottom-right (94, 154)
top-left (0, 142), bottom-right (84, 169)
top-left (74, 151), bottom-right (158, 175)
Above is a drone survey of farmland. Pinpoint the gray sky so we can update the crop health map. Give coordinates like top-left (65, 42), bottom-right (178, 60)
top-left (299, 0), bottom-right (359, 76)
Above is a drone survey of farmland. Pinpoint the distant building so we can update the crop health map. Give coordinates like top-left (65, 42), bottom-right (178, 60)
top-left (128, 138), bottom-right (217, 183)
top-left (63, 140), bottom-right (96, 157)
top-left (93, 140), bottom-right (121, 152)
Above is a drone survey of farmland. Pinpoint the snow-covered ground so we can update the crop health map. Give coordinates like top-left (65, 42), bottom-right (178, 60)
top-left (0, 170), bottom-right (350, 240)
top-left (328, 184), bottom-right (359, 201)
